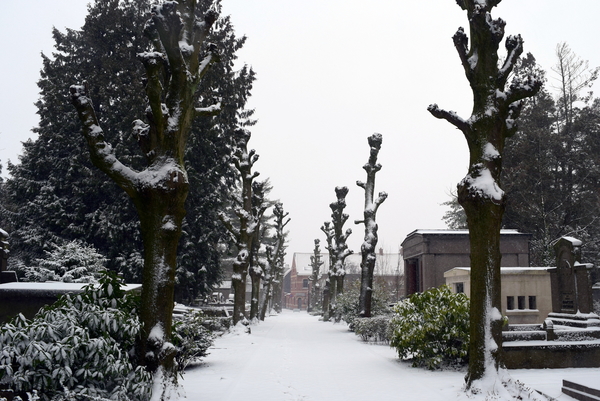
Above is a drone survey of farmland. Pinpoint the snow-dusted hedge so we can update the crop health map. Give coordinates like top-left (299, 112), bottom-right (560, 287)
top-left (0, 272), bottom-right (151, 400)
top-left (0, 271), bottom-right (217, 399)
top-left (390, 285), bottom-right (470, 370)
top-left (172, 310), bottom-right (215, 370)
top-left (333, 280), bottom-right (391, 328)
top-left (353, 316), bottom-right (392, 343)
top-left (21, 240), bottom-right (106, 283)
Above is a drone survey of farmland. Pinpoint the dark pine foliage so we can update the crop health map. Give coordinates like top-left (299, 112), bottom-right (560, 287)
top-left (2, 0), bottom-right (255, 303)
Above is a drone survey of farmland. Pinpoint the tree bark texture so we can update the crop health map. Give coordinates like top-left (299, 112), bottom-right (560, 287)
top-left (221, 129), bottom-right (260, 325)
top-left (428, 0), bottom-right (541, 388)
top-left (259, 203), bottom-right (289, 320)
top-left (309, 239), bottom-right (324, 312)
top-left (320, 222), bottom-right (335, 321)
top-left (355, 133), bottom-right (387, 318)
top-left (329, 187), bottom-right (353, 321)
top-left (70, 1), bottom-right (220, 386)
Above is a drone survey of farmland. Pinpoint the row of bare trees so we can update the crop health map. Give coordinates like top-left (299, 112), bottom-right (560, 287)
top-left (316, 133), bottom-right (387, 321)
top-left (68, 0), bottom-right (550, 399)
top-left (71, 0), bottom-right (289, 397)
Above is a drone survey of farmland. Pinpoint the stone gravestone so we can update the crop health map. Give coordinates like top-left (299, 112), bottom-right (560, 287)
top-left (547, 236), bottom-right (599, 327)
top-left (0, 228), bottom-right (16, 283)
top-left (0, 228), bottom-right (8, 272)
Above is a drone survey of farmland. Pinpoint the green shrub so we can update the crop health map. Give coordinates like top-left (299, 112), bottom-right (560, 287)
top-left (0, 272), bottom-right (151, 400)
top-left (172, 310), bottom-right (215, 370)
top-left (353, 315), bottom-right (392, 343)
top-left (0, 272), bottom-right (217, 399)
top-left (390, 285), bottom-right (470, 370)
top-left (333, 279), bottom-right (392, 328)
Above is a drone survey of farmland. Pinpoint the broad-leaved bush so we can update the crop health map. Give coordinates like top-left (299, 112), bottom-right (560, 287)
top-left (0, 272), bottom-right (151, 400)
top-left (172, 310), bottom-right (215, 371)
top-left (353, 315), bottom-right (392, 343)
top-left (333, 279), bottom-right (391, 328)
top-left (390, 285), bottom-right (470, 370)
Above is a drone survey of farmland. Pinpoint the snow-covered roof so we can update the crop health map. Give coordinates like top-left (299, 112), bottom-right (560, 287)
top-left (409, 229), bottom-right (526, 236)
top-left (291, 252), bottom-right (402, 276)
top-left (561, 236), bottom-right (583, 246)
top-left (0, 282), bottom-right (142, 292)
top-left (444, 267), bottom-right (551, 277)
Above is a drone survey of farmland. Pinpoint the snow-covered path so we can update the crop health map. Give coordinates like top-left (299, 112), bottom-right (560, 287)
top-left (180, 310), bottom-right (599, 400)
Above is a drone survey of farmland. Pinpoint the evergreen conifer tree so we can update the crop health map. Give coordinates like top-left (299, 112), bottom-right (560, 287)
top-left (2, 0), bottom-right (254, 304)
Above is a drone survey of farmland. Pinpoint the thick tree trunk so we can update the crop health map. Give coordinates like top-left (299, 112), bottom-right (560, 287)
top-left (460, 191), bottom-right (505, 384)
top-left (231, 250), bottom-right (249, 324)
top-left (259, 282), bottom-right (272, 320)
top-left (134, 176), bottom-right (188, 375)
top-left (249, 267), bottom-right (261, 320)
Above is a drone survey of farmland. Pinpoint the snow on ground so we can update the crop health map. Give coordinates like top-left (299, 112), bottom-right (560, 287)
top-left (180, 310), bottom-right (599, 401)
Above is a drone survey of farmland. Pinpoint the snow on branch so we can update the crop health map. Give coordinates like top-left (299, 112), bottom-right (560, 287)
top-left (69, 84), bottom-right (138, 197)
top-left (453, 27), bottom-right (472, 76)
top-left (505, 73), bottom-right (543, 106)
top-left (498, 34), bottom-right (524, 87)
top-left (195, 100), bottom-right (222, 118)
top-left (427, 104), bottom-right (471, 134)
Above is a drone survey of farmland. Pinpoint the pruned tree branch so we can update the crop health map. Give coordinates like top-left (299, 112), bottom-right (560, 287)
top-left (498, 34), bottom-right (524, 87)
top-left (428, 104), bottom-right (471, 134)
top-left (69, 84), bottom-right (138, 197)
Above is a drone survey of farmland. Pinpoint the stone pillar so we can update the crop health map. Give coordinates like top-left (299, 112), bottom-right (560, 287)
top-left (549, 237), bottom-right (594, 314)
top-left (0, 228), bottom-right (8, 273)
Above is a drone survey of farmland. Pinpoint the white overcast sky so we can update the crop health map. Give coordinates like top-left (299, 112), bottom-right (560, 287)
top-left (1, 1), bottom-right (599, 267)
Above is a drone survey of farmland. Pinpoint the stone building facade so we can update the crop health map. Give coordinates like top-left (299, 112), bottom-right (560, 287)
top-left (401, 229), bottom-right (531, 296)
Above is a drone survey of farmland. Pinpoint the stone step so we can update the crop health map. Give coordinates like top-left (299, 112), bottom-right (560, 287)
top-left (562, 380), bottom-right (600, 401)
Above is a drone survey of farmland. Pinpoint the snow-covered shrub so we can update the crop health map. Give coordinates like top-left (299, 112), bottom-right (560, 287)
top-left (0, 272), bottom-right (151, 400)
top-left (334, 279), bottom-right (391, 328)
top-left (390, 285), bottom-right (470, 370)
top-left (353, 315), bottom-right (392, 343)
top-left (22, 240), bottom-right (106, 283)
top-left (172, 310), bottom-right (215, 370)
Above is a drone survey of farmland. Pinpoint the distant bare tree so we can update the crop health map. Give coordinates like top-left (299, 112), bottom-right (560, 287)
top-left (220, 129), bottom-right (260, 325)
top-left (355, 133), bottom-right (387, 317)
top-left (259, 203), bottom-right (289, 320)
top-left (328, 186), bottom-right (353, 321)
top-left (308, 239), bottom-right (324, 312)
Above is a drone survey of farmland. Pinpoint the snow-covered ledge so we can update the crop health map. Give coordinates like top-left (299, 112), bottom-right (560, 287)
top-left (0, 282), bottom-right (141, 323)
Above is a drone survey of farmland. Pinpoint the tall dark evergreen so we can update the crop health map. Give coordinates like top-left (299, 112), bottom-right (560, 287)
top-left (2, 0), bottom-right (254, 305)
top-left (503, 51), bottom-right (600, 266)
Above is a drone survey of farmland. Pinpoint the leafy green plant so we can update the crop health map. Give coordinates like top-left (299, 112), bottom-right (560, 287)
top-left (333, 279), bottom-right (391, 328)
top-left (0, 272), bottom-right (151, 400)
top-left (390, 285), bottom-right (470, 370)
top-left (172, 310), bottom-right (215, 370)
top-left (353, 316), bottom-right (392, 343)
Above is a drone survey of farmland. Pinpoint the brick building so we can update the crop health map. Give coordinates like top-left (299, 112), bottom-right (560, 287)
top-left (283, 250), bottom-right (402, 310)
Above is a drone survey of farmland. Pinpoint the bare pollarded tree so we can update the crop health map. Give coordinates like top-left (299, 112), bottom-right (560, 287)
top-left (320, 221), bottom-right (335, 320)
top-left (220, 128), bottom-right (260, 325)
top-left (70, 0), bottom-right (220, 391)
top-left (308, 239), bottom-right (324, 312)
top-left (259, 202), bottom-right (289, 320)
top-left (355, 133), bottom-right (387, 318)
top-left (327, 186), bottom-right (353, 321)
top-left (428, 0), bottom-right (542, 392)
top-left (248, 180), bottom-right (269, 321)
